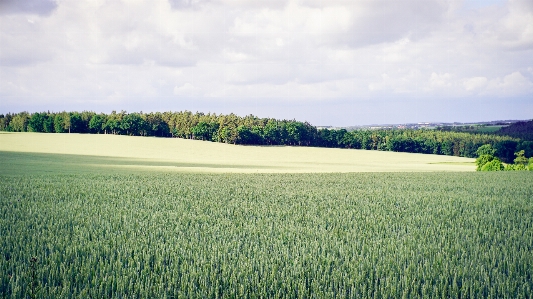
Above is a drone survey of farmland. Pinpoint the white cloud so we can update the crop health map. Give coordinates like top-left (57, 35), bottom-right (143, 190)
top-left (463, 77), bottom-right (488, 92)
top-left (485, 71), bottom-right (533, 96)
top-left (429, 72), bottom-right (453, 89)
top-left (0, 0), bottom-right (532, 125)
top-left (173, 82), bottom-right (196, 96)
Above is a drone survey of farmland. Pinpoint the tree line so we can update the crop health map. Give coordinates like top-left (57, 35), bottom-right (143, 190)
top-left (495, 120), bottom-right (533, 141)
top-left (1, 110), bottom-right (531, 161)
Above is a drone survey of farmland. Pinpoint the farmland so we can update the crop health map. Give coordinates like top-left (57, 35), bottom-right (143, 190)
top-left (0, 132), bottom-right (475, 173)
top-left (1, 133), bottom-right (533, 298)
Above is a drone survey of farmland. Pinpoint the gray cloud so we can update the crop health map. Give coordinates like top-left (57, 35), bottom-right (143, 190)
top-left (168, 0), bottom-right (210, 10)
top-left (343, 0), bottom-right (447, 47)
top-left (0, 0), bottom-right (57, 15)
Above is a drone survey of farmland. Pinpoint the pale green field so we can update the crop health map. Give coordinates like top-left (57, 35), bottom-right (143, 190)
top-left (0, 132), bottom-right (475, 173)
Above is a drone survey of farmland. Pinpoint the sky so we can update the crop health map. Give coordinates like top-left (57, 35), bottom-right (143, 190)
top-left (0, 0), bottom-right (532, 126)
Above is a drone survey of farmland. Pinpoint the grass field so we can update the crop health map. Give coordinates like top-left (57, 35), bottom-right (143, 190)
top-left (2, 172), bottom-right (532, 298)
top-left (2, 132), bottom-right (532, 298)
top-left (476, 125), bottom-right (506, 133)
top-left (0, 132), bottom-right (475, 173)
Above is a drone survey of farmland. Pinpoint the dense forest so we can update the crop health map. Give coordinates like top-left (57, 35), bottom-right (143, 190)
top-left (1, 111), bottom-right (531, 161)
top-left (495, 120), bottom-right (533, 141)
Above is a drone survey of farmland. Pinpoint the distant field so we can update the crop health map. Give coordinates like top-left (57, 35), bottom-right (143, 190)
top-left (476, 125), bottom-right (505, 133)
top-left (0, 132), bottom-right (475, 174)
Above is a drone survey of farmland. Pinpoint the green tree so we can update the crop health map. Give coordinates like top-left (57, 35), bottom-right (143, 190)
top-left (480, 159), bottom-right (504, 171)
top-left (9, 112), bottom-right (30, 132)
top-left (28, 113), bottom-right (45, 132)
top-left (191, 121), bottom-right (211, 141)
top-left (476, 144), bottom-right (496, 157)
top-left (517, 141), bottom-right (533, 158)
top-left (513, 150), bottom-right (528, 166)
top-left (54, 114), bottom-right (65, 133)
top-left (69, 112), bottom-right (83, 133)
top-left (55, 112), bottom-right (71, 133)
top-left (0, 114), bottom-right (12, 131)
top-left (89, 114), bottom-right (106, 134)
top-left (476, 154), bottom-right (496, 171)
top-left (121, 113), bottom-right (146, 136)
top-left (43, 113), bottom-right (54, 133)
top-left (494, 140), bottom-right (518, 163)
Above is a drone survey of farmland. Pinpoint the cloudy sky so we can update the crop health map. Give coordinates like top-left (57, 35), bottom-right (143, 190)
top-left (0, 0), bottom-right (532, 126)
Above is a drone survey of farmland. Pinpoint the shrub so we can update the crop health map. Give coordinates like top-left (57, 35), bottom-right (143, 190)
top-left (481, 159), bottom-right (504, 171)
top-left (475, 154), bottom-right (495, 171)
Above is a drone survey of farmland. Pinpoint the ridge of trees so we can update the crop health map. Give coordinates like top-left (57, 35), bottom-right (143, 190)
top-left (494, 120), bottom-right (533, 141)
top-left (0, 110), bottom-right (531, 161)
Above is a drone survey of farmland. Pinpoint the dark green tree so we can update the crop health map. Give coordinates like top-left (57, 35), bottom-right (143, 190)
top-left (69, 112), bottom-right (84, 133)
top-left (494, 140), bottom-right (518, 163)
top-left (43, 113), bottom-right (54, 133)
top-left (191, 121), bottom-right (211, 141)
top-left (121, 113), bottom-right (146, 136)
top-left (28, 113), bottom-right (45, 132)
top-left (89, 114), bottom-right (106, 134)
top-left (476, 144), bottom-right (496, 157)
top-left (54, 114), bottom-right (65, 133)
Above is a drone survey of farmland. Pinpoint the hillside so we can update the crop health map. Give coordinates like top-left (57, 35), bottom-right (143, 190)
top-left (0, 132), bottom-right (475, 174)
top-left (495, 120), bottom-right (533, 141)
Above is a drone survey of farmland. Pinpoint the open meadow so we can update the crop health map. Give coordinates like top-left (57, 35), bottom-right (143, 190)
top-left (0, 132), bottom-right (475, 174)
top-left (1, 133), bottom-right (532, 298)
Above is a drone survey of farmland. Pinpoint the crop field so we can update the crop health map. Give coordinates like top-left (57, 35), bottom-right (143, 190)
top-left (1, 133), bottom-right (532, 298)
top-left (0, 132), bottom-right (475, 173)
top-left (1, 172), bottom-right (533, 298)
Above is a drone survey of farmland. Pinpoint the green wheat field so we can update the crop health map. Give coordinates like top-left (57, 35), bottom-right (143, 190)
top-left (1, 133), bottom-right (532, 298)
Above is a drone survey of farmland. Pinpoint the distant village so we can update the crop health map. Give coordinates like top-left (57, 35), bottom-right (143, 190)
top-left (317, 119), bottom-right (526, 131)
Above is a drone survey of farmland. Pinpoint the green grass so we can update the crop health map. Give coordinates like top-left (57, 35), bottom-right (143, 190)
top-left (0, 132), bottom-right (475, 173)
top-left (476, 125), bottom-right (506, 133)
top-left (2, 132), bottom-right (532, 298)
top-left (1, 172), bottom-right (532, 298)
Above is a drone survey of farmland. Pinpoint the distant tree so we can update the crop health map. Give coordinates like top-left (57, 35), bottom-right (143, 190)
top-left (69, 112), bottom-right (84, 133)
top-left (104, 111), bottom-right (123, 135)
top-left (191, 121), bottom-right (211, 141)
top-left (89, 114), bottom-right (106, 134)
top-left (476, 144), bottom-right (496, 157)
top-left (217, 126), bottom-right (237, 144)
top-left (0, 114), bottom-right (12, 131)
top-left (494, 140), bottom-right (518, 163)
top-left (54, 114), bottom-right (65, 133)
top-left (250, 126), bottom-right (265, 144)
top-left (28, 113), bottom-right (45, 132)
top-left (145, 112), bottom-right (170, 137)
top-left (263, 120), bottom-right (280, 145)
top-left (43, 113), bottom-right (54, 133)
top-left (79, 111), bottom-right (95, 133)
top-left (58, 112), bottom-right (71, 133)
top-left (9, 112), bottom-right (30, 132)
top-left (235, 125), bottom-right (253, 144)
top-left (513, 150), bottom-right (528, 167)
top-left (517, 141), bottom-right (533, 158)
top-left (121, 113), bottom-right (146, 136)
